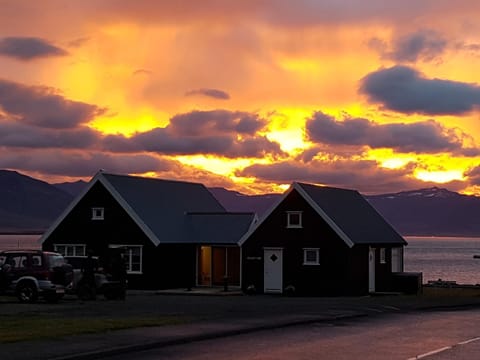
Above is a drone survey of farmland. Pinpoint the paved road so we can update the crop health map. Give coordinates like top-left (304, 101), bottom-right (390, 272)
top-left (106, 309), bottom-right (480, 360)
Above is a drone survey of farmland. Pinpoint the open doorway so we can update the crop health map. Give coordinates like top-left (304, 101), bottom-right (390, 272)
top-left (197, 246), bottom-right (240, 286)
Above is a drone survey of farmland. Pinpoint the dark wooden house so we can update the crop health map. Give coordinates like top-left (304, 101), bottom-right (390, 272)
top-left (239, 182), bottom-right (407, 296)
top-left (40, 171), bottom-right (255, 289)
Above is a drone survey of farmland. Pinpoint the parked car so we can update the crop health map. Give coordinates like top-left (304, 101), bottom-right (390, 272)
top-left (0, 250), bottom-right (73, 303)
top-left (64, 256), bottom-right (126, 300)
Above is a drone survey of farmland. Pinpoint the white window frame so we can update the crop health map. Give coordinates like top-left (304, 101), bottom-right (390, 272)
top-left (109, 244), bottom-right (143, 274)
top-left (287, 211), bottom-right (303, 228)
top-left (54, 244), bottom-right (86, 257)
top-left (303, 248), bottom-right (320, 265)
top-left (380, 248), bottom-right (386, 264)
top-left (91, 207), bottom-right (104, 220)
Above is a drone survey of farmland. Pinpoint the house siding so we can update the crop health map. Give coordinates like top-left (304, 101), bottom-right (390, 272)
top-left (42, 182), bottom-right (198, 290)
top-left (241, 189), bottom-right (404, 296)
top-left (242, 189), bottom-right (362, 296)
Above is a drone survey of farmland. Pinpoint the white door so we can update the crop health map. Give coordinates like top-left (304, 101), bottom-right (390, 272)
top-left (368, 247), bottom-right (375, 293)
top-left (264, 248), bottom-right (283, 293)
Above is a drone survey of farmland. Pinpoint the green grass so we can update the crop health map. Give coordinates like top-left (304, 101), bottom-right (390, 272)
top-left (0, 314), bottom-right (185, 343)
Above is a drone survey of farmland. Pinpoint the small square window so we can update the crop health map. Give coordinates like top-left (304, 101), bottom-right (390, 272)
top-left (287, 211), bottom-right (303, 228)
top-left (303, 248), bottom-right (320, 265)
top-left (92, 207), bottom-right (104, 220)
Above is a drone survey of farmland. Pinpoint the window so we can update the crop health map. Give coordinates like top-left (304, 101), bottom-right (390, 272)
top-left (303, 248), bottom-right (320, 265)
top-left (10, 255), bottom-right (28, 269)
top-left (287, 211), bottom-right (303, 228)
top-left (91, 207), bottom-right (104, 220)
top-left (380, 248), bottom-right (386, 264)
top-left (391, 247), bottom-right (403, 272)
top-left (54, 244), bottom-right (86, 257)
top-left (110, 245), bottom-right (143, 274)
top-left (32, 255), bottom-right (42, 267)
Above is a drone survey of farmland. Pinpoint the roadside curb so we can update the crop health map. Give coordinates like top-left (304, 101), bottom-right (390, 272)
top-left (50, 312), bottom-right (368, 360)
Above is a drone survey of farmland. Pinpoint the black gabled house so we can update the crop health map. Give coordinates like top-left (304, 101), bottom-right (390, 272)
top-left (40, 171), bottom-right (255, 289)
top-left (239, 182), bottom-right (408, 296)
top-left (41, 172), bottom-right (410, 295)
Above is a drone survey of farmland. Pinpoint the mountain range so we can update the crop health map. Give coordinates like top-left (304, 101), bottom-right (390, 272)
top-left (1, 169), bottom-right (480, 237)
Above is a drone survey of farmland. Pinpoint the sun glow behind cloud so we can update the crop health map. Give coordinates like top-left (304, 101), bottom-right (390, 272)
top-left (2, 1), bottom-right (480, 195)
top-left (415, 169), bottom-right (464, 183)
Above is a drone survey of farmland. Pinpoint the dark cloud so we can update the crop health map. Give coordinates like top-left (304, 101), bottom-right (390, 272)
top-left (185, 88), bottom-right (231, 100)
top-left (360, 66), bottom-right (480, 115)
top-left (369, 30), bottom-right (447, 63)
top-left (0, 150), bottom-right (173, 177)
top-left (0, 120), bottom-right (100, 149)
top-left (0, 79), bottom-right (105, 129)
top-left (306, 111), bottom-right (468, 154)
top-left (169, 110), bottom-right (265, 136)
top-left (238, 158), bottom-right (449, 194)
top-left (104, 110), bottom-right (284, 158)
top-left (465, 166), bottom-right (480, 186)
top-left (0, 37), bottom-right (68, 60)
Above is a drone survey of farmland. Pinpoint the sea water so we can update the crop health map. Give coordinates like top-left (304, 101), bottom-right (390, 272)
top-left (405, 236), bottom-right (480, 285)
top-left (0, 234), bottom-right (42, 250)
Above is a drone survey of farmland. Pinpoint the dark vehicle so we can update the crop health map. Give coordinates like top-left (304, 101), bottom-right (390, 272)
top-left (0, 250), bottom-right (73, 303)
top-left (64, 256), bottom-right (126, 300)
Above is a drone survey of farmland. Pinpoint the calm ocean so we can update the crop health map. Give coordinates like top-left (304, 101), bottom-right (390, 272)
top-left (405, 236), bottom-right (480, 285)
top-left (0, 235), bottom-right (479, 285)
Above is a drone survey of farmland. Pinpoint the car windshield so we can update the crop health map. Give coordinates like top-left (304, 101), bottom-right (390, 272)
top-left (49, 254), bottom-right (66, 268)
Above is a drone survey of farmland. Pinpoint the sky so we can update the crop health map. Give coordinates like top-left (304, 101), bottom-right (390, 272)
top-left (1, 1), bottom-right (480, 195)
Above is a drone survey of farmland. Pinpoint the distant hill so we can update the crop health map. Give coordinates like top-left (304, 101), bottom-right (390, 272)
top-left (53, 180), bottom-right (88, 196)
top-left (366, 187), bottom-right (480, 237)
top-left (208, 187), bottom-right (281, 216)
top-left (2, 169), bottom-right (480, 237)
top-left (210, 186), bottom-right (480, 237)
top-left (0, 170), bottom-right (73, 233)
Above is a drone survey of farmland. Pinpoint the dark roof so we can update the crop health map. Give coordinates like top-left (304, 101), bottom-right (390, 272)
top-left (185, 212), bottom-right (256, 244)
top-left (295, 182), bottom-right (406, 246)
top-left (239, 182), bottom-right (406, 247)
top-left (41, 172), bottom-right (227, 246)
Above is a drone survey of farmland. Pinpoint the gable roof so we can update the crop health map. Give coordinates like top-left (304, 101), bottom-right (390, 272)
top-left (239, 182), bottom-right (406, 248)
top-left (185, 212), bottom-right (257, 244)
top-left (40, 171), bottom-right (226, 246)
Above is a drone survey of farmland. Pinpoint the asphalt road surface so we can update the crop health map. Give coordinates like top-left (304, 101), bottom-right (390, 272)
top-left (106, 308), bottom-right (480, 360)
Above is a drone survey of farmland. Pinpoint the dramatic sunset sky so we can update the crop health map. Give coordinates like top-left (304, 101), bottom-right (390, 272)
top-left (2, 1), bottom-right (480, 195)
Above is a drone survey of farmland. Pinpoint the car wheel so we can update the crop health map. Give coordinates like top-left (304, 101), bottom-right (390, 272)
top-left (16, 282), bottom-right (38, 303)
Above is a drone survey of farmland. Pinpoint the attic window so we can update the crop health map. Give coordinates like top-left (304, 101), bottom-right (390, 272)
top-left (303, 248), bottom-right (320, 265)
top-left (287, 211), bottom-right (302, 228)
top-left (91, 207), bottom-right (104, 220)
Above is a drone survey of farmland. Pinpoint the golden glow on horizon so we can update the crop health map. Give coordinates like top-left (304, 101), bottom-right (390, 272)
top-left (415, 169), bottom-right (464, 183)
top-left (381, 158), bottom-right (412, 169)
top-left (91, 108), bottom-right (169, 136)
top-left (175, 155), bottom-right (262, 177)
top-left (5, 4), bottom-right (480, 196)
top-left (265, 108), bottom-right (311, 153)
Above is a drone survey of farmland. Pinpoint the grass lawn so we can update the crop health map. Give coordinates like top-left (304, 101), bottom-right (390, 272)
top-left (0, 314), bottom-right (185, 343)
